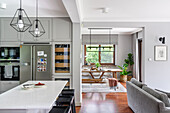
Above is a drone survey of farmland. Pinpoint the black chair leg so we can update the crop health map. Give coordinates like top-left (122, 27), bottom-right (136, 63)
top-left (72, 98), bottom-right (76, 113)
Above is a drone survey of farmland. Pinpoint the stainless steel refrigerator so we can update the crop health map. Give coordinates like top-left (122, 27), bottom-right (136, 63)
top-left (20, 45), bottom-right (52, 83)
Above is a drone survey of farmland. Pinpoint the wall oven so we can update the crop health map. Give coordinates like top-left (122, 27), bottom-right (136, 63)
top-left (0, 47), bottom-right (20, 81)
top-left (0, 65), bottom-right (20, 81)
top-left (0, 47), bottom-right (20, 60)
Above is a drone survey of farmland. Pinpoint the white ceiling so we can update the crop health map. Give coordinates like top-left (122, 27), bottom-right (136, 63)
top-left (82, 27), bottom-right (142, 34)
top-left (1, 0), bottom-right (170, 22)
top-left (0, 0), bottom-right (68, 17)
top-left (82, 0), bottom-right (170, 22)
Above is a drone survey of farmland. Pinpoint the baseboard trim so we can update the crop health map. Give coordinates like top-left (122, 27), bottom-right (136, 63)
top-left (75, 102), bottom-right (81, 106)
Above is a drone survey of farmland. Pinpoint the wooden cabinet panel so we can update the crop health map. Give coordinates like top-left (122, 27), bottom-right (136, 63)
top-left (55, 63), bottom-right (70, 67)
top-left (55, 48), bottom-right (70, 52)
top-left (55, 55), bottom-right (70, 60)
top-left (55, 71), bottom-right (70, 73)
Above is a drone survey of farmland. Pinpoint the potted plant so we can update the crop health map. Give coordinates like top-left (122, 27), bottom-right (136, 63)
top-left (118, 63), bottom-right (132, 82)
top-left (124, 53), bottom-right (134, 81)
top-left (95, 62), bottom-right (101, 70)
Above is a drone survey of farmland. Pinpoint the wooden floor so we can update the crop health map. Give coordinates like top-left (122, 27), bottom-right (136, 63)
top-left (76, 82), bottom-right (133, 113)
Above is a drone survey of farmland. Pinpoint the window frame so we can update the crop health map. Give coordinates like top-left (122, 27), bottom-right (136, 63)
top-left (84, 44), bottom-right (115, 65)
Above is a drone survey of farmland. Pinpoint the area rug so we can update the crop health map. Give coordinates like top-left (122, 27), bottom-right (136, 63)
top-left (82, 82), bottom-right (127, 93)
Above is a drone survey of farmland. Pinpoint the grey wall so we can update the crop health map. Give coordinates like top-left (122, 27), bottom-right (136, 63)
top-left (117, 34), bottom-right (133, 69)
top-left (83, 22), bottom-right (170, 91)
top-left (82, 34), bottom-right (118, 45)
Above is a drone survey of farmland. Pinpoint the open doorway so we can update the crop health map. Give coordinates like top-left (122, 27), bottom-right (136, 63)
top-left (81, 27), bottom-right (143, 93)
top-left (138, 39), bottom-right (142, 82)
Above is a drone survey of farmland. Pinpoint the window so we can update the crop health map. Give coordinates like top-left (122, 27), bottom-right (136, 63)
top-left (84, 44), bottom-right (115, 65)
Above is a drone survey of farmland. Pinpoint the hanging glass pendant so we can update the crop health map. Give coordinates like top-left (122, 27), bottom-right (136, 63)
top-left (29, 0), bottom-right (45, 37)
top-left (10, 0), bottom-right (32, 32)
top-left (29, 19), bottom-right (45, 37)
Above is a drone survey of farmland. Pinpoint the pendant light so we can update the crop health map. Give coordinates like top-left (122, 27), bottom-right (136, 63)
top-left (109, 29), bottom-right (112, 49)
top-left (29, 0), bottom-right (45, 37)
top-left (89, 28), bottom-right (92, 49)
top-left (87, 28), bottom-right (113, 52)
top-left (10, 0), bottom-right (32, 32)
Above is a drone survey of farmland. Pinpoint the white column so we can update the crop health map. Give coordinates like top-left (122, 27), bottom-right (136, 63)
top-left (72, 23), bottom-right (82, 106)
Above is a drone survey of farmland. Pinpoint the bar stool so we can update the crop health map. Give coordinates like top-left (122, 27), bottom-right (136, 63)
top-left (49, 106), bottom-right (71, 113)
top-left (61, 89), bottom-right (75, 96)
top-left (58, 89), bottom-right (76, 113)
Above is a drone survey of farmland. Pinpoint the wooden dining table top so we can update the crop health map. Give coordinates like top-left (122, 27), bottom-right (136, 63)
top-left (82, 68), bottom-right (122, 72)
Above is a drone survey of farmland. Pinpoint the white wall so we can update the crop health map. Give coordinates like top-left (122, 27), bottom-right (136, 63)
top-left (83, 22), bottom-right (170, 91)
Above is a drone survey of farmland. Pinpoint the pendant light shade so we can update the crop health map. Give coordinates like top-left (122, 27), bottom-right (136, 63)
top-left (29, 0), bottom-right (45, 37)
top-left (10, 0), bottom-right (32, 32)
top-left (29, 19), bottom-right (45, 37)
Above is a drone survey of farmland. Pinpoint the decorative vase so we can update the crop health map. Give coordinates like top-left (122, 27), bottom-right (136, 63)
top-left (127, 76), bottom-right (133, 81)
top-left (120, 75), bottom-right (127, 82)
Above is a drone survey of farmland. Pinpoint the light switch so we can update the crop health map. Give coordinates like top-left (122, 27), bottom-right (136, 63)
top-left (148, 58), bottom-right (152, 61)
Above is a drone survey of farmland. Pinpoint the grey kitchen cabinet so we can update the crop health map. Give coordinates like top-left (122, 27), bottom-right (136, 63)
top-left (52, 18), bottom-right (72, 42)
top-left (0, 18), bottom-right (21, 42)
top-left (0, 81), bottom-right (19, 94)
top-left (21, 18), bottom-right (52, 42)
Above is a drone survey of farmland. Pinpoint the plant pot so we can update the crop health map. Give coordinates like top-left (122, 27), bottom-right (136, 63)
top-left (127, 76), bottom-right (133, 81)
top-left (120, 75), bottom-right (127, 82)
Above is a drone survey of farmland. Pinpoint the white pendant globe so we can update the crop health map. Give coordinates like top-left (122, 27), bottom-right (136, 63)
top-left (17, 19), bottom-right (24, 29)
top-left (34, 28), bottom-right (40, 35)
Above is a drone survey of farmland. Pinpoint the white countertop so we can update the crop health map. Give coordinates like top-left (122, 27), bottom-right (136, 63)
top-left (0, 81), bottom-right (67, 110)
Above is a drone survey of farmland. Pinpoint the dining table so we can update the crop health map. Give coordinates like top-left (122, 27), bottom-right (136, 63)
top-left (82, 68), bottom-right (123, 82)
top-left (0, 81), bottom-right (67, 113)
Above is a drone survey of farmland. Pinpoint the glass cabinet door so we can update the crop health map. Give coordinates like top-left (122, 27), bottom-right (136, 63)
top-left (55, 44), bottom-right (70, 73)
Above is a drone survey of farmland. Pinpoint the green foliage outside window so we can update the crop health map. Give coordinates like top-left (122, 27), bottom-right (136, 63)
top-left (85, 45), bottom-right (114, 64)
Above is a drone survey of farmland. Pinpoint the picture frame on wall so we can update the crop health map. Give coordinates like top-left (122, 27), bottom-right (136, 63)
top-left (154, 45), bottom-right (167, 61)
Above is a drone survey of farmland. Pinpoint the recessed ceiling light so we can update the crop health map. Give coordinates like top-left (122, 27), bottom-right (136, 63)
top-left (102, 8), bottom-right (109, 13)
top-left (0, 3), bottom-right (6, 9)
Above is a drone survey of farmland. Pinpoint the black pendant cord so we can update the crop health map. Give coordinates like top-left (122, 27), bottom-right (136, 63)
top-left (20, 0), bottom-right (22, 9)
top-left (36, 0), bottom-right (38, 21)
top-left (109, 29), bottom-right (111, 44)
top-left (90, 29), bottom-right (91, 48)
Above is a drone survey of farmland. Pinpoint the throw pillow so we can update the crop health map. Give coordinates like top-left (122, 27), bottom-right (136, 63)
top-left (155, 89), bottom-right (170, 98)
top-left (143, 86), bottom-right (170, 107)
top-left (130, 78), bottom-right (146, 88)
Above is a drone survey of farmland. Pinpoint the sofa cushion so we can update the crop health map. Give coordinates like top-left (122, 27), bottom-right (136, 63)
top-left (143, 86), bottom-right (170, 107)
top-left (130, 78), bottom-right (146, 88)
top-left (155, 89), bottom-right (170, 98)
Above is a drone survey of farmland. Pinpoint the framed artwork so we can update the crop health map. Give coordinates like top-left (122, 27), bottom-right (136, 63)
top-left (154, 45), bottom-right (167, 61)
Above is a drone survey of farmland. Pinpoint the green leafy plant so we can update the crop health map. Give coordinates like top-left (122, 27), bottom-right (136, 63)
top-left (125, 53), bottom-right (134, 66)
top-left (124, 53), bottom-right (134, 76)
top-left (118, 63), bottom-right (132, 76)
top-left (95, 62), bottom-right (101, 68)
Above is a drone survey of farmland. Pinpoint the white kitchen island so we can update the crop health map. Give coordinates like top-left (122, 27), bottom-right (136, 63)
top-left (0, 81), bottom-right (67, 113)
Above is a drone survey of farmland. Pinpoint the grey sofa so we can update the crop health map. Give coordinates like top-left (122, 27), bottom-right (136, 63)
top-left (126, 78), bottom-right (170, 113)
